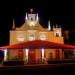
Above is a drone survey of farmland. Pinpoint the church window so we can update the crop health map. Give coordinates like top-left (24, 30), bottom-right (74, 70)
top-left (28, 31), bottom-right (35, 41)
top-left (56, 33), bottom-right (59, 37)
top-left (39, 32), bottom-right (46, 40)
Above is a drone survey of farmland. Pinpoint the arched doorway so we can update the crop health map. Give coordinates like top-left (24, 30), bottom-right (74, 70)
top-left (18, 49), bottom-right (23, 61)
top-left (28, 49), bottom-right (35, 64)
top-left (55, 50), bottom-right (60, 59)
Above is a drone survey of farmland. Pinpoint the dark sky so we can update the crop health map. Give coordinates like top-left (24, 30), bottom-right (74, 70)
top-left (0, 1), bottom-right (75, 46)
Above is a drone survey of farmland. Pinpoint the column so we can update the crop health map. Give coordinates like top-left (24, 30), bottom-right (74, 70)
top-left (41, 48), bottom-right (45, 63)
top-left (25, 48), bottom-right (29, 63)
top-left (4, 49), bottom-right (7, 61)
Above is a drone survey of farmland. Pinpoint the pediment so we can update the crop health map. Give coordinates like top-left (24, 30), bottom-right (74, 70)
top-left (15, 22), bottom-right (48, 31)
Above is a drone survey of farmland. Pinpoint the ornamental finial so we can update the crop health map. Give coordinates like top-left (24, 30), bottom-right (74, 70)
top-left (30, 8), bottom-right (33, 13)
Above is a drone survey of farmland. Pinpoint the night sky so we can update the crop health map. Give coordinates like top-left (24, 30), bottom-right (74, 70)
top-left (0, 1), bottom-right (75, 46)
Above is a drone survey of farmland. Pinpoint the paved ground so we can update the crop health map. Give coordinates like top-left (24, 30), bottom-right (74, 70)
top-left (0, 63), bottom-right (75, 74)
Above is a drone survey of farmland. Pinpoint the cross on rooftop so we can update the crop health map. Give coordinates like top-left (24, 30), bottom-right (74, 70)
top-left (30, 8), bottom-right (33, 13)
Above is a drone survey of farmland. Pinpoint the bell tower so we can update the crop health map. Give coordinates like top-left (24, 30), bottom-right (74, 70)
top-left (53, 24), bottom-right (62, 37)
top-left (25, 8), bottom-right (39, 27)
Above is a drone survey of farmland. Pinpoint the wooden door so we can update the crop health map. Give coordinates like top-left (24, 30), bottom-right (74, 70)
top-left (18, 50), bottom-right (23, 61)
top-left (29, 49), bottom-right (35, 64)
top-left (55, 50), bottom-right (60, 59)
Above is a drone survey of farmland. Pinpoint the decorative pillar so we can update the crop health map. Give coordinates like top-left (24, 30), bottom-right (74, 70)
top-left (25, 48), bottom-right (29, 63)
top-left (48, 20), bottom-right (51, 31)
top-left (25, 13), bottom-right (28, 20)
top-left (4, 49), bottom-right (7, 61)
top-left (41, 48), bottom-right (45, 63)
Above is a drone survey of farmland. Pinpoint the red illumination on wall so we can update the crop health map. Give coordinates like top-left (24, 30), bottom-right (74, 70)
top-left (1, 40), bottom-right (75, 50)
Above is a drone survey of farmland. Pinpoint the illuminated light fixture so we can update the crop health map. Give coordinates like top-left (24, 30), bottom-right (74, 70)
top-left (4, 49), bottom-right (7, 61)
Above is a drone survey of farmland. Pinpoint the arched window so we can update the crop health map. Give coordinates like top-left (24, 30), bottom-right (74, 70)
top-left (28, 31), bottom-right (35, 41)
top-left (39, 32), bottom-right (46, 40)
